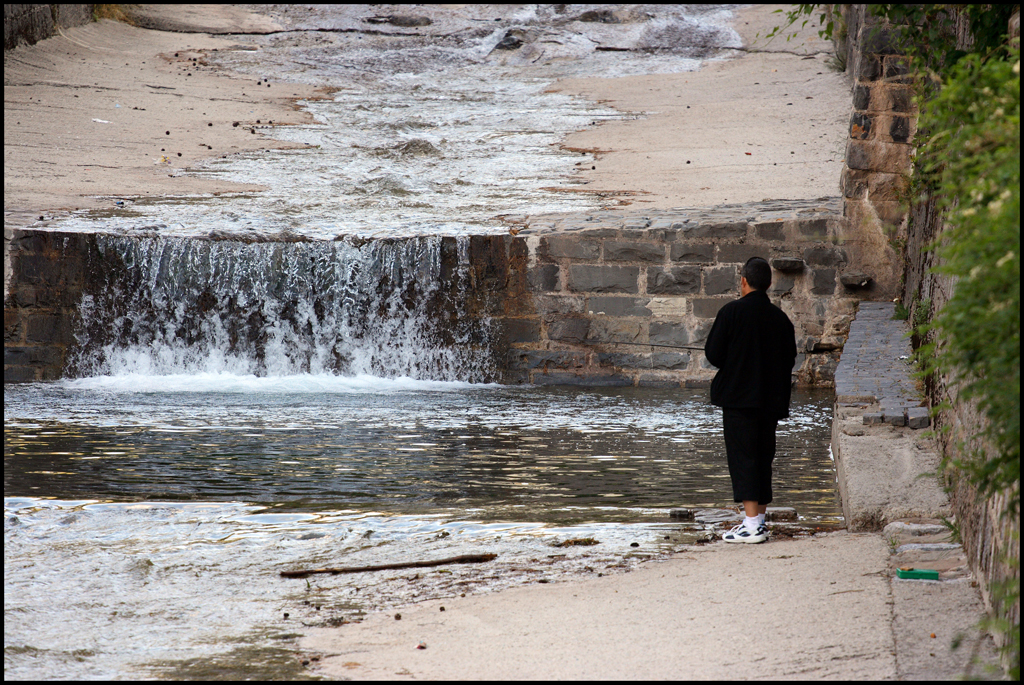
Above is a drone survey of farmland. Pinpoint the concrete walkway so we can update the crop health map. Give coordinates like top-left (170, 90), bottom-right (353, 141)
top-left (298, 528), bottom-right (999, 680)
top-left (298, 302), bottom-right (1001, 680)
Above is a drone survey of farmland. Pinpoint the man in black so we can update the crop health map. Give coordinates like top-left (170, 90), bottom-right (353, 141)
top-left (704, 257), bottom-right (797, 543)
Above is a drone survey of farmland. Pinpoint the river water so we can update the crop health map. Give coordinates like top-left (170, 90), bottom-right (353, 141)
top-left (5, 4), bottom-right (840, 680)
top-left (5, 380), bottom-right (837, 680)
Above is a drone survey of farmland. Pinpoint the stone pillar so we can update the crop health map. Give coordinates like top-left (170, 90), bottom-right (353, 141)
top-left (835, 6), bottom-right (915, 300)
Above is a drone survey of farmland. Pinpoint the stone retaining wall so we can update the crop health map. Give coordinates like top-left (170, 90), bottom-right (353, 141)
top-left (4, 4), bottom-right (93, 51)
top-left (3, 228), bottom-right (95, 381)
top-left (507, 199), bottom-right (862, 387)
top-left (830, 4), bottom-right (915, 300)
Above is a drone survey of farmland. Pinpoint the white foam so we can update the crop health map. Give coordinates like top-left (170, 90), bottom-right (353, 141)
top-left (59, 372), bottom-right (496, 395)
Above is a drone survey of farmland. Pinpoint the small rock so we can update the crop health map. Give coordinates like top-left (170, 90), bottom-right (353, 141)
top-left (907, 406), bottom-right (930, 429)
top-left (578, 9), bottom-right (618, 23)
top-left (840, 271), bottom-right (872, 288)
top-left (395, 613), bottom-right (401, 620)
top-left (771, 257), bottom-right (806, 273)
top-left (882, 521), bottom-right (949, 537)
top-left (494, 30), bottom-right (524, 50)
top-left (765, 507), bottom-right (797, 522)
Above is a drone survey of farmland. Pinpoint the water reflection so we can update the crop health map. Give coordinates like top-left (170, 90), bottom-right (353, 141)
top-left (5, 386), bottom-right (837, 518)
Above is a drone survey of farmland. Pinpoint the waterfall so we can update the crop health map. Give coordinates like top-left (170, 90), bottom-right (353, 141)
top-left (69, 234), bottom-right (496, 382)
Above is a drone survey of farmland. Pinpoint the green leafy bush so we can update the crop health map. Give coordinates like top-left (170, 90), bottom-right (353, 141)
top-left (914, 47), bottom-right (1020, 519)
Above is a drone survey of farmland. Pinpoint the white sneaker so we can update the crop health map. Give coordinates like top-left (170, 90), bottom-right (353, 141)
top-left (722, 522), bottom-right (768, 544)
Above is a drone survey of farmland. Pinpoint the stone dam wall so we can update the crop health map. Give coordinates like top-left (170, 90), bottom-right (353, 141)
top-left (6, 199), bottom-right (888, 385)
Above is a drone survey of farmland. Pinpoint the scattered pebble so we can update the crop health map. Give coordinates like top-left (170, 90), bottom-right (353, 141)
top-left (395, 613), bottom-right (401, 620)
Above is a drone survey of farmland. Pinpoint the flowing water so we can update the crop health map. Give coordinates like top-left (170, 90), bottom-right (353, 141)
top-left (48, 3), bottom-right (741, 238)
top-left (4, 4), bottom-right (840, 680)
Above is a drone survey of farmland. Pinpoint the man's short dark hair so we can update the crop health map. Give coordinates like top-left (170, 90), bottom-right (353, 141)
top-left (742, 257), bottom-right (772, 291)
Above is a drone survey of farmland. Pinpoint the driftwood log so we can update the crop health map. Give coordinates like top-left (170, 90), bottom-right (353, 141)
top-left (280, 553), bottom-right (498, 578)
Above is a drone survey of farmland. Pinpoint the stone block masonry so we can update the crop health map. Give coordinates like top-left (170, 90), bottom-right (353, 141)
top-left (4, 228), bottom-right (93, 381)
top-left (504, 198), bottom-right (866, 388)
top-left (832, 5), bottom-right (918, 299)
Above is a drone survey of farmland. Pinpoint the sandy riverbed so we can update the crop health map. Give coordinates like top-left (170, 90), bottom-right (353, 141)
top-left (4, 6), bottom-right (321, 222)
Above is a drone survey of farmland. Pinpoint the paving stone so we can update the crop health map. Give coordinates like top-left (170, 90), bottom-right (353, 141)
top-left (692, 298), bottom-right (727, 319)
top-left (753, 221), bottom-right (785, 241)
top-left (528, 264), bottom-right (559, 292)
top-left (585, 318), bottom-right (645, 345)
top-left (771, 257), bottom-right (806, 273)
top-left (504, 318), bottom-right (541, 343)
top-left (717, 243), bottom-right (768, 265)
top-left (651, 351), bottom-right (690, 369)
top-left (906, 406), bottom-right (930, 429)
top-left (681, 221), bottom-right (748, 239)
top-left (542, 236), bottom-right (600, 260)
top-left (811, 268), bottom-right (836, 295)
top-left (649, 322), bottom-right (694, 348)
top-left (885, 410), bottom-right (906, 427)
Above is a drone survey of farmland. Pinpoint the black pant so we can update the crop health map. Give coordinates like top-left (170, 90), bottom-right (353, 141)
top-left (722, 407), bottom-right (778, 505)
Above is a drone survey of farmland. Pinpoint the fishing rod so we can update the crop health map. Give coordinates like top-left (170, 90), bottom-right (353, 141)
top-left (593, 339), bottom-right (708, 352)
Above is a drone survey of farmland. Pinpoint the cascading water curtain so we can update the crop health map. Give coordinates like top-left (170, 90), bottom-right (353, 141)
top-left (70, 234), bottom-right (496, 381)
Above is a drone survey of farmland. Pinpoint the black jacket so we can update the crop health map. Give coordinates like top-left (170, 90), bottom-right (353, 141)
top-left (704, 290), bottom-right (797, 420)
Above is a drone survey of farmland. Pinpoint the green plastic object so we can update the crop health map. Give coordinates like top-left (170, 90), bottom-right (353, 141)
top-left (897, 568), bottom-right (940, 580)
